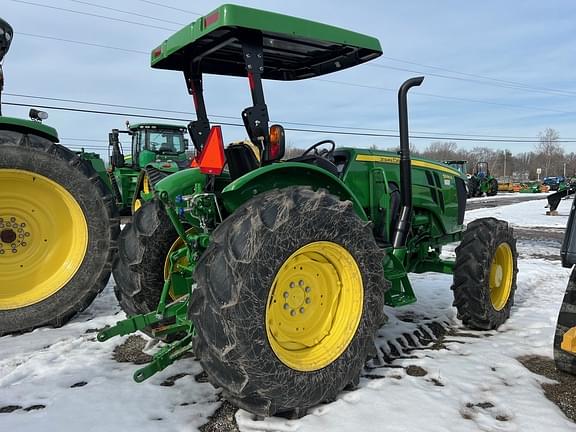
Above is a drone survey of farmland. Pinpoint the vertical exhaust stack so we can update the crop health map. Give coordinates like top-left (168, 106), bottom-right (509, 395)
top-left (392, 76), bottom-right (424, 249)
top-left (0, 18), bottom-right (14, 116)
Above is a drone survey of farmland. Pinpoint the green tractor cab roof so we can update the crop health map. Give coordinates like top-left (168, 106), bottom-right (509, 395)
top-left (151, 3), bottom-right (382, 80)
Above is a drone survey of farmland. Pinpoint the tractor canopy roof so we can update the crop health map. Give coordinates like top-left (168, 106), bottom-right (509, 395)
top-left (150, 4), bottom-right (382, 80)
top-left (128, 122), bottom-right (187, 131)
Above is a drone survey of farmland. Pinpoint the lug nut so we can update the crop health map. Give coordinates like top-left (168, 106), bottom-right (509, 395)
top-left (290, 282), bottom-right (295, 288)
top-left (300, 307), bottom-right (305, 314)
top-left (290, 310), bottom-right (296, 317)
top-left (283, 291), bottom-right (289, 298)
top-left (305, 298), bottom-right (311, 304)
top-left (299, 280), bottom-right (304, 286)
top-left (283, 303), bottom-right (289, 310)
top-left (305, 287), bottom-right (311, 293)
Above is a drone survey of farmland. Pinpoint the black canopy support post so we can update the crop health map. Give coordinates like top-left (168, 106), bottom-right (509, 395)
top-left (240, 31), bottom-right (270, 159)
top-left (184, 64), bottom-right (211, 154)
top-left (0, 64), bottom-right (4, 116)
top-left (392, 76), bottom-right (424, 249)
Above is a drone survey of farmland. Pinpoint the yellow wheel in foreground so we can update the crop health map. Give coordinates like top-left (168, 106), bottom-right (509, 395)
top-left (489, 243), bottom-right (513, 311)
top-left (0, 169), bottom-right (88, 310)
top-left (266, 241), bottom-right (363, 371)
top-left (190, 187), bottom-right (387, 417)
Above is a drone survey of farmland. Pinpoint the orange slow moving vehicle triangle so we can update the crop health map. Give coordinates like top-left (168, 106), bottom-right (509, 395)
top-left (197, 126), bottom-right (226, 175)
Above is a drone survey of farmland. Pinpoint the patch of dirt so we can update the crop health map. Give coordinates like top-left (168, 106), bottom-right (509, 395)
top-left (405, 365), bottom-right (428, 377)
top-left (23, 405), bottom-right (45, 411)
top-left (70, 381), bottom-right (87, 388)
top-left (199, 400), bottom-right (239, 432)
top-left (0, 405), bottom-right (22, 413)
top-left (160, 373), bottom-right (189, 387)
top-left (112, 335), bottom-right (153, 365)
top-left (518, 355), bottom-right (576, 422)
top-left (513, 227), bottom-right (565, 242)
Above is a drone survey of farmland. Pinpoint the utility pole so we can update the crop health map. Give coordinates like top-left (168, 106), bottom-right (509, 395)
top-left (503, 150), bottom-right (507, 178)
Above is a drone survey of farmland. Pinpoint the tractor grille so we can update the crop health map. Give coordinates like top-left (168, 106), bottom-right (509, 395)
top-left (455, 177), bottom-right (467, 225)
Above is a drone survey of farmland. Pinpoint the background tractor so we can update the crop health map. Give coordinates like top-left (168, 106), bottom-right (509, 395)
top-left (102, 4), bottom-right (519, 418)
top-left (0, 17), bottom-right (119, 335)
top-left (468, 161), bottom-right (498, 197)
top-left (108, 122), bottom-right (191, 214)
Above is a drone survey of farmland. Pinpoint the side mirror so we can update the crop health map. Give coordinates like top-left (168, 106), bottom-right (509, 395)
top-left (264, 124), bottom-right (285, 162)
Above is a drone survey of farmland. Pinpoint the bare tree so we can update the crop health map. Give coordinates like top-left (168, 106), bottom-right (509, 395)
top-left (422, 141), bottom-right (458, 161)
top-left (537, 128), bottom-right (563, 177)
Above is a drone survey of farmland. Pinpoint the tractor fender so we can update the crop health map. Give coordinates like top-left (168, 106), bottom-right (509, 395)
top-left (0, 116), bottom-right (59, 142)
top-left (154, 167), bottom-right (206, 202)
top-left (221, 162), bottom-right (368, 220)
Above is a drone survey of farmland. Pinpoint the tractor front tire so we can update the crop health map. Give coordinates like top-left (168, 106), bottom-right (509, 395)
top-left (554, 267), bottom-right (576, 374)
top-left (113, 198), bottom-right (180, 316)
top-left (0, 131), bottom-right (119, 335)
top-left (452, 217), bottom-right (518, 330)
top-left (190, 187), bottom-right (388, 417)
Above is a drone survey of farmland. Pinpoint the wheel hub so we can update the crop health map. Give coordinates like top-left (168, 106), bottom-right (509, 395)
top-left (0, 217), bottom-right (31, 255)
top-left (0, 169), bottom-right (88, 310)
top-left (489, 242), bottom-right (513, 311)
top-left (266, 241), bottom-right (363, 372)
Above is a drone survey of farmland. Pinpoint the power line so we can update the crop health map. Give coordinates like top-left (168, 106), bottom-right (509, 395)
top-left (8, 0), bottom-right (175, 32)
top-left (67, 0), bottom-right (185, 26)
top-left (19, 32), bottom-right (148, 54)
top-left (14, 30), bottom-right (574, 115)
top-left (379, 56), bottom-right (576, 97)
top-left (7, 92), bottom-right (575, 140)
top-left (367, 63), bottom-right (576, 98)
top-left (5, 101), bottom-right (576, 143)
top-left (133, 0), bottom-right (201, 16)
top-left (318, 78), bottom-right (574, 115)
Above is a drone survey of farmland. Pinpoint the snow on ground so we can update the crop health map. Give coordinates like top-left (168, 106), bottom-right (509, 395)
top-left (1, 196), bottom-right (575, 431)
top-left (465, 194), bottom-right (572, 228)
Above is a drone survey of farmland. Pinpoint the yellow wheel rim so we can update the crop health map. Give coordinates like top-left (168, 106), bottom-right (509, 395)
top-left (163, 228), bottom-right (196, 300)
top-left (266, 241), bottom-right (363, 372)
top-left (0, 169), bottom-right (88, 310)
top-left (489, 243), bottom-right (513, 311)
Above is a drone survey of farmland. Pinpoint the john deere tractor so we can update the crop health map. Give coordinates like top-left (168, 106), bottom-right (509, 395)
top-left (0, 17), bottom-right (119, 334)
top-left (555, 198), bottom-right (576, 373)
top-left (468, 161), bottom-right (498, 197)
top-left (108, 122), bottom-right (191, 214)
top-left (100, 4), bottom-right (520, 417)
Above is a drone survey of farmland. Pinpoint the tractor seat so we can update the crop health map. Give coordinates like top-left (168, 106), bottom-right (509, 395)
top-left (288, 154), bottom-right (340, 177)
top-left (225, 142), bottom-right (260, 179)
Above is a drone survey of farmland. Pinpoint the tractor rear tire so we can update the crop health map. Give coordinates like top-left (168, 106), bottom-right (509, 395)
top-left (113, 198), bottom-right (180, 316)
top-left (554, 267), bottom-right (576, 374)
top-left (452, 217), bottom-right (518, 330)
top-left (467, 177), bottom-right (479, 198)
top-left (190, 187), bottom-right (388, 417)
top-left (0, 131), bottom-right (119, 335)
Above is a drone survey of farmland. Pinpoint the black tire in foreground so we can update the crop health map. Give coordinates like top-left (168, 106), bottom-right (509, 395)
top-left (190, 187), bottom-right (388, 417)
top-left (452, 217), bottom-right (518, 330)
top-left (0, 130), bottom-right (119, 335)
top-left (554, 267), bottom-right (576, 374)
top-left (113, 198), bottom-right (180, 317)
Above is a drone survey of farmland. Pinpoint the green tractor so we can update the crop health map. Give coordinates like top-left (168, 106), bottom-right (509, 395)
top-left (102, 4), bottom-right (519, 417)
top-left (0, 17), bottom-right (119, 334)
top-left (108, 122), bottom-right (191, 214)
top-left (468, 161), bottom-right (498, 197)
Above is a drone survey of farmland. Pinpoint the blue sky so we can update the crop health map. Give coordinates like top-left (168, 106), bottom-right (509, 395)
top-left (1, 0), bottom-right (575, 157)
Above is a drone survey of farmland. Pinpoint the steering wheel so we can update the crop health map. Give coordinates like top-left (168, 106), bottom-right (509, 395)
top-left (301, 140), bottom-right (336, 158)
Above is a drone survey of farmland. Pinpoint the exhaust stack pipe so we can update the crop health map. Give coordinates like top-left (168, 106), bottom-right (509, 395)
top-left (0, 17), bottom-right (14, 116)
top-left (392, 76), bottom-right (424, 249)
